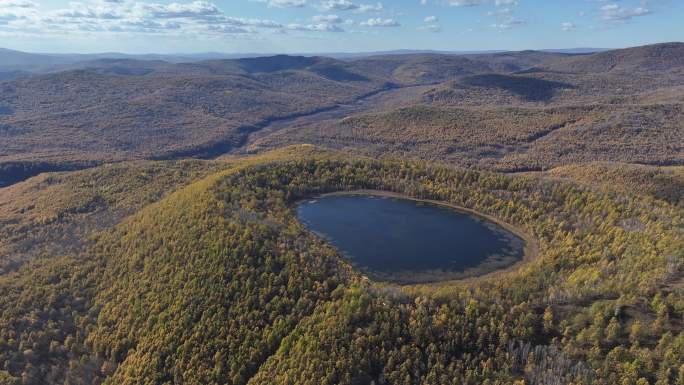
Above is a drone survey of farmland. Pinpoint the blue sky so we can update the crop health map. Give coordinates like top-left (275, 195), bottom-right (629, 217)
top-left (0, 0), bottom-right (681, 53)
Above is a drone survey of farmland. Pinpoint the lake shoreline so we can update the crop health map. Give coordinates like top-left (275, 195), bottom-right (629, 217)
top-left (317, 189), bottom-right (540, 284)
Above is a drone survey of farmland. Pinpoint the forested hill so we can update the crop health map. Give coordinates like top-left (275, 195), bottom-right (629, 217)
top-left (2, 43), bottom-right (684, 186)
top-left (0, 146), bottom-right (682, 384)
top-left (0, 56), bottom-right (388, 165)
top-left (242, 43), bottom-right (684, 171)
top-left (0, 50), bottom-right (527, 167)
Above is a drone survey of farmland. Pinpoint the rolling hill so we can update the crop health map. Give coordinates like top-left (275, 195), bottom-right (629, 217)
top-left (0, 56), bottom-right (388, 167)
top-left (0, 147), bottom-right (682, 384)
top-left (0, 49), bottom-right (574, 185)
top-left (1, 43), bottom-right (683, 187)
top-left (542, 42), bottom-right (684, 74)
top-left (247, 101), bottom-right (684, 171)
top-left (244, 43), bottom-right (684, 171)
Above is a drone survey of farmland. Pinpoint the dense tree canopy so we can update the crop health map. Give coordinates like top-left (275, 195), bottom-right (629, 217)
top-left (0, 148), bottom-right (682, 384)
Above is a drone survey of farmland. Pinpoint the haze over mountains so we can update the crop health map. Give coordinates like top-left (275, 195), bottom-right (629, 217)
top-left (0, 47), bottom-right (609, 79)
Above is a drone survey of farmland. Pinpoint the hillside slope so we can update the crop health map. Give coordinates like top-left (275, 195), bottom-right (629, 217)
top-left (0, 147), bottom-right (682, 385)
top-left (247, 43), bottom-right (684, 171)
top-left (545, 162), bottom-right (684, 206)
top-left (0, 54), bottom-right (423, 190)
top-left (543, 42), bottom-right (684, 74)
top-left (0, 160), bottom-right (227, 273)
top-left (3, 43), bottom-right (684, 184)
top-left (0, 59), bottom-right (386, 165)
top-left (248, 103), bottom-right (684, 171)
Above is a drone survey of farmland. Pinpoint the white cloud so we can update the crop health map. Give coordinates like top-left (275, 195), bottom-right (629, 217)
top-left (206, 24), bottom-right (250, 33)
top-left (0, 0), bottom-right (36, 8)
top-left (139, 1), bottom-right (222, 19)
top-left (312, 14), bottom-right (344, 23)
top-left (561, 21), bottom-right (576, 31)
top-left (482, 0), bottom-right (523, 31)
top-left (317, 0), bottom-right (382, 12)
top-left (318, 0), bottom-right (355, 11)
top-left (599, 3), bottom-right (651, 21)
top-left (487, 7), bottom-right (513, 16)
top-left (0, 0), bottom-right (298, 37)
top-left (255, 0), bottom-right (307, 7)
top-left (418, 24), bottom-right (441, 32)
top-left (358, 2), bottom-right (382, 12)
top-left (227, 17), bottom-right (283, 28)
top-left (444, 0), bottom-right (522, 8)
top-left (424, 15), bottom-right (438, 22)
top-left (490, 17), bottom-right (524, 30)
top-left (360, 17), bottom-right (399, 27)
top-left (445, 0), bottom-right (482, 6)
top-left (0, 0), bottom-right (36, 25)
top-left (287, 22), bottom-right (343, 31)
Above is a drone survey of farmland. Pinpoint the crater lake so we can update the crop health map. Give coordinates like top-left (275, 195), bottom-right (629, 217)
top-left (297, 193), bottom-right (528, 284)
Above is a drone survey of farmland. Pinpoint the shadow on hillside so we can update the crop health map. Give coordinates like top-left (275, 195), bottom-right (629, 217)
top-left (461, 74), bottom-right (574, 102)
top-left (310, 65), bottom-right (369, 82)
top-left (0, 71), bottom-right (24, 81)
top-left (96, 67), bottom-right (156, 76)
top-left (237, 55), bottom-right (319, 73)
top-left (236, 55), bottom-right (369, 81)
top-left (0, 161), bottom-right (96, 188)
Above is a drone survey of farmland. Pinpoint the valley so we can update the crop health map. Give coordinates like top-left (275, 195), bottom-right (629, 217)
top-left (2, 44), bottom-right (683, 184)
top-left (231, 83), bottom-right (431, 155)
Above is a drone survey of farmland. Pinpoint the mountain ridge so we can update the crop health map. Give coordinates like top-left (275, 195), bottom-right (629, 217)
top-left (1, 42), bottom-right (683, 186)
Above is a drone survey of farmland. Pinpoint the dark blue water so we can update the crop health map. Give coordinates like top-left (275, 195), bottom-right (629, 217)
top-left (297, 194), bottom-right (525, 283)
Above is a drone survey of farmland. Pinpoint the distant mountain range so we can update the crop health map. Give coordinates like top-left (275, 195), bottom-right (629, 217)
top-left (0, 47), bottom-right (609, 79)
top-left (1, 42), bottom-right (682, 182)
